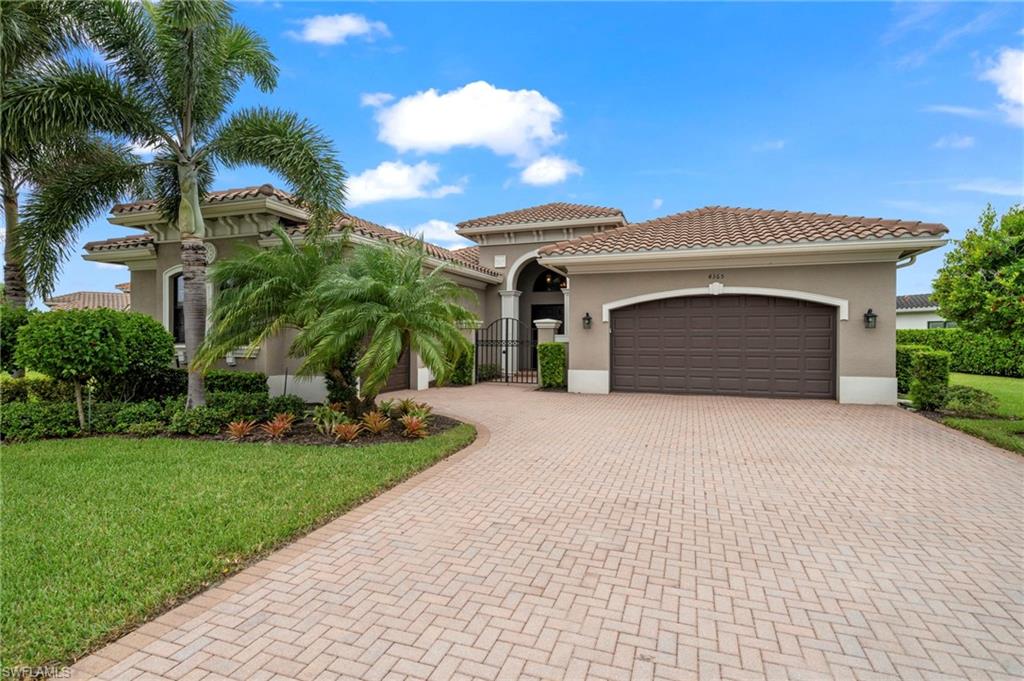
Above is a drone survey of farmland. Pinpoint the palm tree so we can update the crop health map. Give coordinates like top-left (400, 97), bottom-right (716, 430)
top-left (0, 0), bottom-right (82, 308)
top-left (293, 242), bottom-right (478, 402)
top-left (3, 0), bottom-right (346, 407)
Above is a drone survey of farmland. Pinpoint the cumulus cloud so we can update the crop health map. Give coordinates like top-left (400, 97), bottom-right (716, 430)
top-left (752, 139), bottom-right (786, 152)
top-left (982, 48), bottom-right (1024, 127)
top-left (519, 156), bottom-right (582, 186)
top-left (374, 81), bottom-right (564, 160)
top-left (360, 92), bottom-right (394, 108)
top-left (392, 219), bottom-right (473, 249)
top-left (953, 178), bottom-right (1024, 197)
top-left (652, 198), bottom-right (664, 210)
top-left (286, 14), bottom-right (389, 45)
top-left (932, 134), bottom-right (974, 149)
top-left (347, 161), bottom-right (463, 206)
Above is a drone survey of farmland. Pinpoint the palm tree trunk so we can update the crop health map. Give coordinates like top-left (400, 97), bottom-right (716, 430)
top-left (178, 164), bottom-right (207, 408)
top-left (1, 163), bottom-right (28, 308)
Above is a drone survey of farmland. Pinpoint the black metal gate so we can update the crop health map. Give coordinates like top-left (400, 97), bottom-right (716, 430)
top-left (475, 317), bottom-right (537, 384)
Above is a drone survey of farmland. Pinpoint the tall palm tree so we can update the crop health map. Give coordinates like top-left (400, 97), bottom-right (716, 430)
top-left (3, 0), bottom-right (346, 407)
top-left (293, 242), bottom-right (478, 401)
top-left (0, 0), bottom-right (82, 308)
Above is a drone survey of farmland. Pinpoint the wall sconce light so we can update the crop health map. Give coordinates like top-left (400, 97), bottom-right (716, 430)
top-left (582, 312), bottom-right (593, 329)
top-left (863, 308), bottom-right (877, 329)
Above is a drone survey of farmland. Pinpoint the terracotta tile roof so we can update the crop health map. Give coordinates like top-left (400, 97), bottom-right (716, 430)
top-left (449, 245), bottom-right (480, 266)
top-left (457, 202), bottom-right (625, 230)
top-left (44, 291), bottom-right (130, 311)
top-left (896, 293), bottom-right (937, 310)
top-left (84, 234), bottom-right (154, 252)
top-left (111, 184), bottom-right (297, 214)
top-left (540, 206), bottom-right (948, 256)
top-left (115, 282), bottom-right (131, 293)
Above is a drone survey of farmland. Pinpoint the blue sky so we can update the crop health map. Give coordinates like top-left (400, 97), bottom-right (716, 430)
top-left (53, 1), bottom-right (1023, 301)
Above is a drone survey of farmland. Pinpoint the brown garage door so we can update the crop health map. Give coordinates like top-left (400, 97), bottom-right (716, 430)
top-left (383, 347), bottom-right (411, 392)
top-left (610, 295), bottom-right (835, 398)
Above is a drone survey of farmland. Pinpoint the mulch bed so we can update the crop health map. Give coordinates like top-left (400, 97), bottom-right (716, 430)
top-left (178, 414), bottom-right (463, 446)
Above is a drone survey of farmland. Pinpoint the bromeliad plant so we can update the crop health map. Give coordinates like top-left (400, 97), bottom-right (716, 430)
top-left (259, 412), bottom-right (295, 439)
top-left (225, 419), bottom-right (256, 442)
top-left (4, 0), bottom-right (346, 409)
top-left (309, 404), bottom-right (349, 436)
top-left (332, 422), bottom-right (362, 443)
top-left (400, 415), bottom-right (429, 439)
top-left (360, 410), bottom-right (391, 435)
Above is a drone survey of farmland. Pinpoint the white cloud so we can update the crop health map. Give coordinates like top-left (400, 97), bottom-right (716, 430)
top-left (360, 92), bottom-right (394, 108)
top-left (130, 140), bottom-right (159, 158)
top-left (932, 134), bottom-right (975, 149)
top-left (347, 160), bottom-right (464, 206)
top-left (286, 14), bottom-right (389, 46)
top-left (652, 198), bottom-right (664, 210)
top-left (922, 104), bottom-right (988, 118)
top-left (752, 139), bottom-right (786, 152)
top-left (374, 81), bottom-right (564, 160)
top-left (519, 156), bottom-right (582, 186)
top-left (953, 178), bottom-right (1024, 197)
top-left (392, 219), bottom-right (473, 249)
top-left (982, 48), bottom-right (1024, 127)
top-left (93, 262), bottom-right (127, 270)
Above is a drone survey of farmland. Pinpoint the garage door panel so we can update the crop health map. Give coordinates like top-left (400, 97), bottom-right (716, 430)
top-left (611, 295), bottom-right (835, 399)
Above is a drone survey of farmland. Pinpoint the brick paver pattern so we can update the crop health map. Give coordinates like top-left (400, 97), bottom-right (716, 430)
top-left (71, 386), bottom-right (1024, 680)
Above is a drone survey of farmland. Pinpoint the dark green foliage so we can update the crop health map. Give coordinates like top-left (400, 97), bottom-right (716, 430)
top-left (449, 347), bottom-right (474, 386)
top-left (168, 406), bottom-right (230, 435)
top-left (94, 313), bottom-right (175, 401)
top-left (537, 342), bottom-right (567, 389)
top-left (14, 309), bottom-right (126, 385)
top-left (0, 402), bottom-right (79, 441)
top-left (136, 367), bottom-right (189, 401)
top-left (26, 374), bottom-right (74, 402)
top-left (206, 391), bottom-right (270, 421)
top-left (896, 344), bottom-right (931, 394)
top-left (85, 401), bottom-right (124, 434)
top-left (325, 350), bottom-right (359, 406)
top-left (268, 394), bottom-right (306, 417)
top-left (204, 369), bottom-right (268, 395)
top-left (1, 375), bottom-right (29, 402)
top-left (125, 421), bottom-right (165, 437)
top-left (910, 350), bottom-right (951, 411)
top-left (113, 400), bottom-right (167, 432)
top-left (0, 305), bottom-right (35, 372)
top-left (477, 363), bottom-right (500, 382)
top-left (896, 329), bottom-right (1024, 378)
top-left (943, 385), bottom-right (1001, 418)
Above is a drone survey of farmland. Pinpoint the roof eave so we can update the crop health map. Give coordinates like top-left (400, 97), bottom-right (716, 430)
top-left (83, 244), bottom-right (156, 264)
top-left (456, 215), bottom-right (626, 237)
top-left (109, 196), bottom-right (308, 227)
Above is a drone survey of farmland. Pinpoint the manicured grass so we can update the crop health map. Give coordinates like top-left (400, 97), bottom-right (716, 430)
top-left (950, 373), bottom-right (1024, 418)
top-left (1, 426), bottom-right (475, 671)
top-left (945, 373), bottom-right (1024, 454)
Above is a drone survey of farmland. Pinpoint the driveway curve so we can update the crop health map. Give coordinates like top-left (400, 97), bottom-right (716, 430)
top-left (72, 385), bottom-right (1023, 680)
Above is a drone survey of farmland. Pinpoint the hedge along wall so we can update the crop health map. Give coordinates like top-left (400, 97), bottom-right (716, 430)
top-left (537, 342), bottom-right (567, 389)
top-left (896, 328), bottom-right (1024, 378)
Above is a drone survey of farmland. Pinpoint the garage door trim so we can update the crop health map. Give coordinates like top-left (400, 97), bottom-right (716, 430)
top-left (601, 285), bottom-right (849, 322)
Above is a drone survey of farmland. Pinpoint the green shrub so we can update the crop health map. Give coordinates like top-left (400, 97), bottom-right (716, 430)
top-left (206, 391), bottom-right (271, 421)
top-left (0, 304), bottom-right (36, 373)
top-left (139, 367), bottom-right (189, 401)
top-left (325, 349), bottom-right (359, 405)
top-left (125, 420), bottom-right (165, 437)
top-left (1, 375), bottom-right (29, 402)
top-left (943, 385), bottom-right (1001, 418)
top-left (25, 374), bottom-right (74, 402)
top-left (910, 350), bottom-right (951, 411)
top-left (896, 328), bottom-right (1024, 378)
top-left (450, 348), bottom-right (474, 386)
top-left (205, 370), bottom-right (268, 395)
top-left (268, 394), bottom-right (306, 417)
top-left (537, 342), bottom-right (567, 389)
top-left (95, 313), bottom-right (175, 401)
top-left (168, 406), bottom-right (230, 435)
top-left (0, 401), bottom-right (79, 441)
top-left (896, 344), bottom-right (931, 394)
top-left (477, 363), bottom-right (500, 382)
top-left (113, 400), bottom-right (167, 432)
top-left (84, 401), bottom-right (125, 434)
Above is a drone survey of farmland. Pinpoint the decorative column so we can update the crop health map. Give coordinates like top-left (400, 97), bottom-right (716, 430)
top-left (562, 284), bottom-right (571, 342)
top-left (498, 290), bottom-right (521, 376)
top-left (459, 320), bottom-right (483, 385)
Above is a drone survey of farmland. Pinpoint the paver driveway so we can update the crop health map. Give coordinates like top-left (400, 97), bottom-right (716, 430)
top-left (72, 385), bottom-right (1023, 681)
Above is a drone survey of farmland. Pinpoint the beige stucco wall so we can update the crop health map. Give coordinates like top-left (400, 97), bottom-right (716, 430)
top-left (563, 261), bottom-right (897, 401)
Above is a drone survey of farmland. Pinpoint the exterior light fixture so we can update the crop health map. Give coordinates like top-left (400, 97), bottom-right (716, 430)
top-left (582, 312), bottom-right (593, 329)
top-left (863, 308), bottom-right (877, 329)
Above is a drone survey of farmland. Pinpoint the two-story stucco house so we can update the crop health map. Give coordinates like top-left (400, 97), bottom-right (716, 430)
top-left (84, 184), bottom-right (947, 405)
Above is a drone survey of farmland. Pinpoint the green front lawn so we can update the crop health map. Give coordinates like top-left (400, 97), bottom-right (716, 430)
top-left (946, 373), bottom-right (1024, 454)
top-left (1, 427), bottom-right (475, 671)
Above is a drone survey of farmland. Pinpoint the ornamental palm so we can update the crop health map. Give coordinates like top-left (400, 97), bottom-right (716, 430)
top-left (292, 242), bottom-right (478, 401)
top-left (3, 0), bottom-right (346, 407)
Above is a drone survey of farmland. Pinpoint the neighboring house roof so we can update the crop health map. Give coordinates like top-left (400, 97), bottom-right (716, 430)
top-left (111, 184), bottom-right (298, 214)
top-left (84, 234), bottom-right (155, 252)
top-left (457, 202), bottom-right (625, 230)
top-left (115, 282), bottom-right (131, 293)
top-left (540, 206), bottom-right (948, 256)
top-left (896, 293), bottom-right (938, 311)
top-left (44, 291), bottom-right (130, 311)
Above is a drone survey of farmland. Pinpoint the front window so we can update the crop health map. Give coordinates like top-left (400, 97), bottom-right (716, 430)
top-left (927, 320), bottom-right (956, 329)
top-left (171, 272), bottom-right (185, 343)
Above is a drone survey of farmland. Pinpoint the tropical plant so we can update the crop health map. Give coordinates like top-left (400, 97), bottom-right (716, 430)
top-left (0, 304), bottom-right (36, 373)
top-left (397, 398), bottom-right (419, 416)
top-left (225, 419), bottom-right (256, 442)
top-left (360, 410), bottom-right (391, 435)
top-left (406, 402), bottom-right (433, 421)
top-left (377, 398), bottom-right (397, 418)
top-left (309, 404), bottom-right (349, 436)
top-left (933, 204), bottom-right (1023, 338)
top-left (292, 243), bottom-right (478, 402)
top-left (259, 412), bottom-right (294, 439)
top-left (331, 422), bottom-right (362, 442)
top-left (399, 415), bottom-right (429, 439)
top-left (3, 0), bottom-right (346, 409)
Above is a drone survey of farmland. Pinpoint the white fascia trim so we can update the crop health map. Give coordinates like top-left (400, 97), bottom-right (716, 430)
top-left (541, 236), bottom-right (948, 267)
top-left (838, 376), bottom-right (897, 405)
top-left (109, 197), bottom-right (308, 227)
top-left (456, 215), bottom-right (626, 237)
top-left (601, 284), bottom-right (849, 322)
top-left (83, 246), bottom-right (156, 264)
top-left (568, 369), bottom-right (610, 394)
top-left (504, 249), bottom-right (540, 291)
top-left (896, 307), bottom-right (939, 313)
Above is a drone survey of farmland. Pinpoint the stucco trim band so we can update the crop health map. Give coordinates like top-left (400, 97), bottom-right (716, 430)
top-left (838, 376), bottom-right (897, 405)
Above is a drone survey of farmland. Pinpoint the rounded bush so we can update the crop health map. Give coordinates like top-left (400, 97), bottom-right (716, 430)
top-left (910, 350), bottom-right (951, 411)
top-left (538, 342), bottom-right (567, 389)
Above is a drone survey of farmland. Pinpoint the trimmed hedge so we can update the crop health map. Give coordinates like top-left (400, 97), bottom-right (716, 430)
top-left (169, 406), bottom-right (230, 435)
top-left (0, 304), bottom-right (35, 373)
top-left (450, 348), bottom-right (474, 386)
top-left (0, 402), bottom-right (80, 441)
top-left (896, 328), bottom-right (1024, 378)
top-left (205, 369), bottom-right (268, 395)
top-left (538, 342), bottom-right (567, 389)
top-left (896, 344), bottom-right (931, 394)
top-left (910, 350), bottom-right (950, 411)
